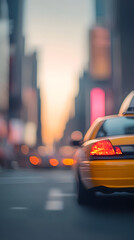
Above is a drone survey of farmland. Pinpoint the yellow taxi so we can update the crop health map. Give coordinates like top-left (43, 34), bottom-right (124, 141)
top-left (73, 91), bottom-right (134, 204)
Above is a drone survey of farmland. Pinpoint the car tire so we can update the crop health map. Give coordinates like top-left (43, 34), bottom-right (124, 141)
top-left (77, 170), bottom-right (95, 205)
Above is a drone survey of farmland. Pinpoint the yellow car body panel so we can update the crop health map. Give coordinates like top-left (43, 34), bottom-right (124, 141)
top-left (89, 160), bottom-right (134, 189)
top-left (78, 118), bottom-right (134, 192)
top-left (75, 93), bottom-right (134, 199)
top-left (110, 135), bottom-right (134, 145)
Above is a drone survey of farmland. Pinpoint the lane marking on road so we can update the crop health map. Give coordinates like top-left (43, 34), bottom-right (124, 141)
top-left (0, 176), bottom-right (48, 185)
top-left (59, 193), bottom-right (76, 197)
top-left (48, 189), bottom-right (76, 198)
top-left (0, 176), bottom-right (45, 180)
top-left (55, 179), bottom-right (74, 184)
top-left (48, 189), bottom-right (63, 198)
top-left (45, 200), bottom-right (64, 211)
top-left (0, 180), bottom-right (47, 184)
top-left (45, 188), bottom-right (64, 211)
top-left (0, 176), bottom-right (74, 185)
top-left (10, 207), bottom-right (28, 210)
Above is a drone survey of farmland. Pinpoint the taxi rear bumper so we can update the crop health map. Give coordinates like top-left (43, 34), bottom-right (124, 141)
top-left (81, 159), bottom-right (134, 190)
top-left (87, 186), bottom-right (134, 194)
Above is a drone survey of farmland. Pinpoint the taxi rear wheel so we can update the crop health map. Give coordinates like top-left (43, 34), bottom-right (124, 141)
top-left (77, 171), bottom-right (95, 205)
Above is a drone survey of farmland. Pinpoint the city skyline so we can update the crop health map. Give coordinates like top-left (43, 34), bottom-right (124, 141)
top-left (24, 0), bottom-right (95, 145)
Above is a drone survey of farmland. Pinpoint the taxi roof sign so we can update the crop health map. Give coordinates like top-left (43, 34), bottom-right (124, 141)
top-left (119, 91), bottom-right (134, 115)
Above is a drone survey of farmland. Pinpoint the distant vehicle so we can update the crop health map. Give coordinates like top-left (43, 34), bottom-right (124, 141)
top-left (0, 138), bottom-right (15, 168)
top-left (29, 146), bottom-right (59, 168)
top-left (59, 146), bottom-right (76, 168)
top-left (73, 93), bottom-right (134, 204)
top-left (28, 145), bottom-right (76, 169)
top-left (0, 116), bottom-right (15, 168)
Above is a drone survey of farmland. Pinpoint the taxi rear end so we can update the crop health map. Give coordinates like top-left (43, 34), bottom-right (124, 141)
top-left (84, 115), bottom-right (134, 192)
top-left (89, 135), bottom-right (134, 192)
top-left (76, 114), bottom-right (134, 204)
top-left (75, 92), bottom-right (134, 204)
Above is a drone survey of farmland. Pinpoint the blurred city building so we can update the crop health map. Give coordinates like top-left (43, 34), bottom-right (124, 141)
top-left (21, 51), bottom-right (38, 146)
top-left (37, 88), bottom-right (42, 146)
top-left (21, 51), bottom-right (42, 146)
top-left (113, 0), bottom-right (134, 110)
top-left (0, 0), bottom-right (42, 149)
top-left (57, 71), bottom-right (89, 146)
top-left (59, 0), bottom-right (134, 147)
top-left (7, 0), bottom-right (24, 118)
top-left (0, 0), bottom-right (9, 116)
top-left (95, 0), bottom-right (134, 111)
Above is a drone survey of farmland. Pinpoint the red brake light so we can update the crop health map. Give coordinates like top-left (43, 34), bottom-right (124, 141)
top-left (29, 156), bottom-right (42, 165)
top-left (49, 158), bottom-right (59, 167)
top-left (62, 158), bottom-right (74, 166)
top-left (114, 146), bottom-right (122, 155)
top-left (90, 140), bottom-right (122, 156)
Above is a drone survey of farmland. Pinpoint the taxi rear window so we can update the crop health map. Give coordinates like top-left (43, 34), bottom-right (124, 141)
top-left (96, 117), bottom-right (134, 138)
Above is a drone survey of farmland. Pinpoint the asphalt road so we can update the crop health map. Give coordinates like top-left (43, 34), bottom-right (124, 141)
top-left (0, 168), bottom-right (134, 240)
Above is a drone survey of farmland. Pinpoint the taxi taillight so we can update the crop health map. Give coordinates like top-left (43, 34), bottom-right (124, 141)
top-left (49, 158), bottom-right (59, 167)
top-left (90, 140), bottom-right (122, 156)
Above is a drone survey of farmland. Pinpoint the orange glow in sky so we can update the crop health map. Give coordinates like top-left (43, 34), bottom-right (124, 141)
top-left (24, 0), bottom-right (95, 145)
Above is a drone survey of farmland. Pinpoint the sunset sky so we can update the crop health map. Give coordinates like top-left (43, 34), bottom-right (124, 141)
top-left (24, 0), bottom-right (95, 145)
